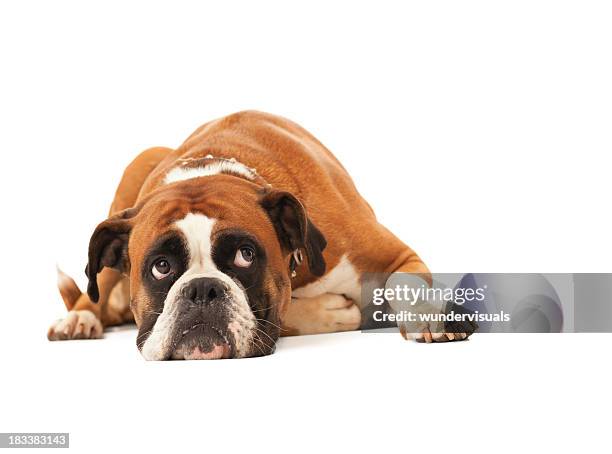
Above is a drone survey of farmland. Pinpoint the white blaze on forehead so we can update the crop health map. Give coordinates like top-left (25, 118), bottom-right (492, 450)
top-left (175, 213), bottom-right (216, 268)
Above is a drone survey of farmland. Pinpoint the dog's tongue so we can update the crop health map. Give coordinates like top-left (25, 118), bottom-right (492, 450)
top-left (184, 344), bottom-right (230, 360)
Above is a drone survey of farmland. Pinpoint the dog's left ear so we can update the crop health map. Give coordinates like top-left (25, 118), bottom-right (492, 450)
top-left (260, 190), bottom-right (327, 276)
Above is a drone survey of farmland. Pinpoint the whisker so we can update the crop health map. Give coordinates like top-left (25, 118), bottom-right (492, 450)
top-left (250, 305), bottom-right (274, 314)
top-left (255, 318), bottom-right (282, 330)
top-left (250, 336), bottom-right (265, 356)
top-left (253, 326), bottom-right (276, 347)
top-left (136, 328), bottom-right (155, 348)
top-left (252, 329), bottom-right (272, 351)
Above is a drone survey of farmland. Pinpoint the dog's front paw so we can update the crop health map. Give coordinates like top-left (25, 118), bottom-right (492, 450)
top-left (398, 302), bottom-right (478, 343)
top-left (282, 294), bottom-right (362, 335)
top-left (47, 310), bottom-right (103, 340)
top-left (318, 294), bottom-right (362, 333)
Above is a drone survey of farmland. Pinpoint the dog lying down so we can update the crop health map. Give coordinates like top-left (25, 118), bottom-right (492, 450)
top-left (48, 111), bottom-right (477, 359)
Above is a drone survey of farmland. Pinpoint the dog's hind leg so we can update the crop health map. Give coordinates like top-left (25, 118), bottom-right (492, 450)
top-left (48, 269), bottom-right (130, 340)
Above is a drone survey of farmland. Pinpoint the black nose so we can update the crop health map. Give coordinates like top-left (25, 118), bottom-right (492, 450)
top-left (182, 277), bottom-right (228, 304)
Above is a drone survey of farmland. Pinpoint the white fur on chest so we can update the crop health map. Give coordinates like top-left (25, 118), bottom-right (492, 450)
top-left (292, 255), bottom-right (362, 306)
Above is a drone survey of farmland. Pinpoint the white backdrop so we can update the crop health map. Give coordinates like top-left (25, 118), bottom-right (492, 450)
top-left (0, 1), bottom-right (610, 452)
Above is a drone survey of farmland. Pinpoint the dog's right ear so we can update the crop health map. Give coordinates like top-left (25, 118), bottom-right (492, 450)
top-left (85, 207), bottom-right (138, 303)
top-left (260, 190), bottom-right (327, 277)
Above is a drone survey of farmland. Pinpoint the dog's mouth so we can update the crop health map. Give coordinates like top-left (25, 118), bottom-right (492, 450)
top-left (170, 323), bottom-right (234, 360)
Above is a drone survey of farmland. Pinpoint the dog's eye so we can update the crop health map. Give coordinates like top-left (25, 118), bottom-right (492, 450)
top-left (152, 259), bottom-right (172, 280)
top-left (234, 246), bottom-right (255, 268)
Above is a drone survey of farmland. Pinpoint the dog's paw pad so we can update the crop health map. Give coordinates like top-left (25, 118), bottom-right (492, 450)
top-left (47, 310), bottom-right (103, 341)
top-left (400, 326), bottom-right (471, 343)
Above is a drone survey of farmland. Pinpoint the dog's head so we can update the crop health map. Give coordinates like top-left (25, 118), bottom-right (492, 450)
top-left (85, 175), bottom-right (326, 360)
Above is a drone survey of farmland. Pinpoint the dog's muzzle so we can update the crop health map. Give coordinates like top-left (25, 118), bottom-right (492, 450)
top-left (170, 277), bottom-right (235, 360)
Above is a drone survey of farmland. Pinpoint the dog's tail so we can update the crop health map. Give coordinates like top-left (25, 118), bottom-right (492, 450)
top-left (56, 266), bottom-right (82, 311)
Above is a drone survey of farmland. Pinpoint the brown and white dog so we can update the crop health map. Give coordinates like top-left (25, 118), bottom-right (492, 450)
top-left (48, 111), bottom-right (475, 359)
